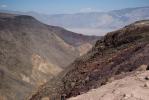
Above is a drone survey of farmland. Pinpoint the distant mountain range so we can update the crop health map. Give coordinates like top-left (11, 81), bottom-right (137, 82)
top-left (0, 6), bottom-right (149, 35)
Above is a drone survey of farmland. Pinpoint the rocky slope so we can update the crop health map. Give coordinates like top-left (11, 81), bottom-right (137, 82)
top-left (0, 13), bottom-right (99, 100)
top-left (69, 71), bottom-right (149, 100)
top-left (29, 20), bottom-right (149, 100)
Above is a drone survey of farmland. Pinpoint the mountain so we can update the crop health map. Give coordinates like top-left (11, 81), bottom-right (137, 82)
top-left (29, 20), bottom-right (149, 100)
top-left (0, 13), bottom-right (99, 100)
top-left (1, 7), bottom-right (149, 35)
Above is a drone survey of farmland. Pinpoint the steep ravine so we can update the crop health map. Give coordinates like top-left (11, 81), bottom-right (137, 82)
top-left (29, 20), bottom-right (149, 100)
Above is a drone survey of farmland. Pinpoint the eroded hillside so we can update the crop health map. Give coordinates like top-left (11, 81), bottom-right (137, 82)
top-left (29, 20), bottom-right (149, 100)
top-left (0, 13), bottom-right (99, 100)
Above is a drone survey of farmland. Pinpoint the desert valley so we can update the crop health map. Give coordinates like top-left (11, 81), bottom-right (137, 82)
top-left (0, 1), bottom-right (149, 100)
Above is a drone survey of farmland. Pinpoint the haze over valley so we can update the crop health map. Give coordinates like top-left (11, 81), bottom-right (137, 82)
top-left (1, 6), bottom-right (149, 35)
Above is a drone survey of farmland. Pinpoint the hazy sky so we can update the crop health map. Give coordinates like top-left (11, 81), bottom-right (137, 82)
top-left (0, 0), bottom-right (149, 14)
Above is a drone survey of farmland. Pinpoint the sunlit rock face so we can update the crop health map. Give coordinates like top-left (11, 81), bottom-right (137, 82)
top-left (30, 54), bottom-right (63, 85)
top-left (77, 43), bottom-right (93, 56)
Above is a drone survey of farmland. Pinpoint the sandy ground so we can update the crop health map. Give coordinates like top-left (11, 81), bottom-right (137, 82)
top-left (69, 71), bottom-right (149, 100)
